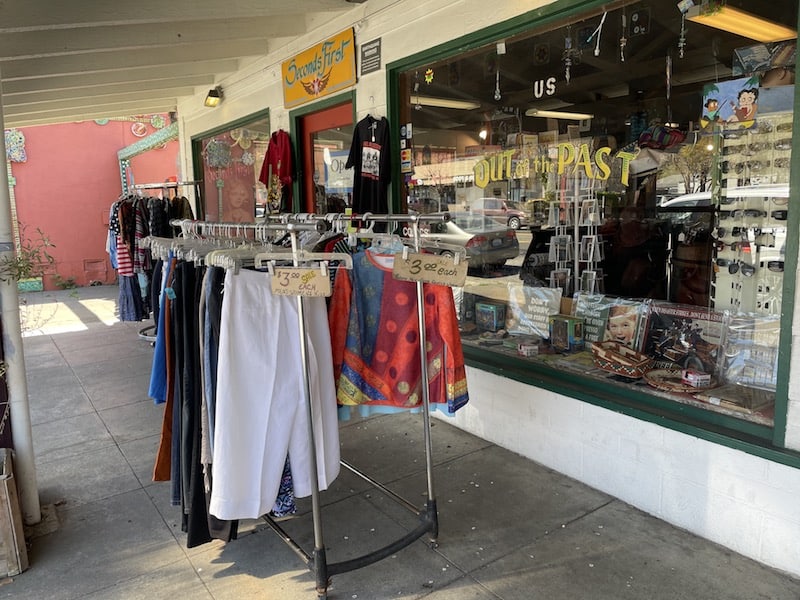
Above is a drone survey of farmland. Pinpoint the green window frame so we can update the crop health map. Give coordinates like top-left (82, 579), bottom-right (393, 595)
top-left (385, 0), bottom-right (800, 467)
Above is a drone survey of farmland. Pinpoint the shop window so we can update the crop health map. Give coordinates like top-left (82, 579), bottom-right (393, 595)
top-left (395, 1), bottom-right (798, 432)
top-left (195, 115), bottom-right (271, 221)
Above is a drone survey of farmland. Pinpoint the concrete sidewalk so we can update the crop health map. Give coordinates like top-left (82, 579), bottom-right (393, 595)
top-left (2, 285), bottom-right (799, 599)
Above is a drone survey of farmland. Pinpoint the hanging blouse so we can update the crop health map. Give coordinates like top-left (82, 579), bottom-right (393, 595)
top-left (258, 130), bottom-right (294, 212)
top-left (133, 198), bottom-right (151, 273)
top-left (328, 249), bottom-right (469, 413)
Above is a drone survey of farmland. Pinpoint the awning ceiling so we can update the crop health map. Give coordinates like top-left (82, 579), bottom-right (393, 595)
top-left (0, 0), bottom-right (357, 128)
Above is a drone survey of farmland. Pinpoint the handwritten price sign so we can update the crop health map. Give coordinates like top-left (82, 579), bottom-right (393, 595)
top-left (270, 268), bottom-right (332, 297)
top-left (392, 253), bottom-right (468, 287)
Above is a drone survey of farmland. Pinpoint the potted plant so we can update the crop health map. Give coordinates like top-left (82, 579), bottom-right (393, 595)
top-left (0, 226), bottom-right (56, 292)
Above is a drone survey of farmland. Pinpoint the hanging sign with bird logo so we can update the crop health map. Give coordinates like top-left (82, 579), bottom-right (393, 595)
top-left (282, 28), bottom-right (356, 108)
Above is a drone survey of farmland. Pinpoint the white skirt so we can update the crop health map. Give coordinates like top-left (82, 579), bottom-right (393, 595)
top-left (210, 268), bottom-right (340, 520)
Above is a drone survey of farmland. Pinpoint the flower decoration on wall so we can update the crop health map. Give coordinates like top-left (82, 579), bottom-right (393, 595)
top-left (204, 138), bottom-right (233, 169)
top-left (131, 122), bottom-right (148, 137)
top-left (424, 68), bottom-right (434, 84)
top-left (4, 129), bottom-right (27, 163)
top-left (230, 128), bottom-right (254, 149)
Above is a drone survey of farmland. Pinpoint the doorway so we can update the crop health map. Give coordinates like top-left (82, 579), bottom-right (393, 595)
top-left (297, 101), bottom-right (354, 213)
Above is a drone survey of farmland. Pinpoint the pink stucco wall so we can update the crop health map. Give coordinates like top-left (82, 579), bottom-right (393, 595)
top-left (9, 117), bottom-right (179, 289)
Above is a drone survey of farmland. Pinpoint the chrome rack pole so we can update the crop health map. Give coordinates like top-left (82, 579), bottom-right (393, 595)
top-left (408, 213), bottom-right (439, 543)
top-left (300, 211), bottom-right (447, 543)
top-left (168, 218), bottom-right (322, 236)
top-left (288, 225), bottom-right (329, 597)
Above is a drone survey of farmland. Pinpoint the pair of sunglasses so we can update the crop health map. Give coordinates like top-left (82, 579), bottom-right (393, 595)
top-left (754, 232), bottom-right (776, 247)
top-left (767, 260), bottom-right (784, 273)
top-left (775, 157), bottom-right (791, 169)
top-left (774, 139), bottom-right (792, 151)
top-left (729, 160), bottom-right (769, 173)
top-left (719, 210), bottom-right (766, 220)
top-left (732, 209), bottom-right (766, 218)
top-left (725, 142), bottom-right (768, 155)
top-left (725, 261), bottom-right (756, 276)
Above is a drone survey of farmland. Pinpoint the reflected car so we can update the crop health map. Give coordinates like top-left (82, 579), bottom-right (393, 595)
top-left (467, 197), bottom-right (529, 229)
top-left (658, 184), bottom-right (789, 209)
top-left (420, 212), bottom-right (519, 269)
top-left (657, 184), bottom-right (789, 228)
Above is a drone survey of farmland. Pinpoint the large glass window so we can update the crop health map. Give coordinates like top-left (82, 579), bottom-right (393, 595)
top-left (196, 114), bottom-right (271, 221)
top-left (396, 1), bottom-right (797, 431)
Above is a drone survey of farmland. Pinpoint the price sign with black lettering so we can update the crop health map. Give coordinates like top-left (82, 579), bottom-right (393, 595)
top-left (392, 253), bottom-right (468, 287)
top-left (270, 268), bottom-right (332, 297)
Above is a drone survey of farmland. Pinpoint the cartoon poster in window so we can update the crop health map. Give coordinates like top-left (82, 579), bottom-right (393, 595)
top-left (700, 75), bottom-right (760, 130)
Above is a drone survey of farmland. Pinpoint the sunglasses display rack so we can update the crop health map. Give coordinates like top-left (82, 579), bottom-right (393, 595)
top-left (711, 112), bottom-right (790, 316)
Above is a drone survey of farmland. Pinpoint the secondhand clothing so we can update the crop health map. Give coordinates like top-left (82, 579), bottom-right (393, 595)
top-left (209, 269), bottom-right (340, 521)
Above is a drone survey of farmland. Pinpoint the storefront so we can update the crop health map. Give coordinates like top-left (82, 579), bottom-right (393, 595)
top-left (175, 0), bottom-right (800, 577)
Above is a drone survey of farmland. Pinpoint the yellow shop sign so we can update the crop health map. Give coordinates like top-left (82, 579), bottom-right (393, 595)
top-left (473, 143), bottom-right (636, 188)
top-left (282, 29), bottom-right (357, 108)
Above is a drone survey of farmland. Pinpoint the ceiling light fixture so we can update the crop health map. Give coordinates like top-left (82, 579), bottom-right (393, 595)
top-left (204, 86), bottom-right (223, 108)
top-left (414, 96), bottom-right (481, 110)
top-left (525, 108), bottom-right (594, 120)
top-left (686, 5), bottom-right (796, 43)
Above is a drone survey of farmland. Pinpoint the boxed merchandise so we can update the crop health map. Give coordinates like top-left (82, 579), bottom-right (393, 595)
top-left (681, 369), bottom-right (712, 388)
top-left (475, 301), bottom-right (506, 332)
top-left (549, 314), bottom-right (584, 352)
top-left (460, 292), bottom-right (477, 324)
top-left (517, 342), bottom-right (539, 357)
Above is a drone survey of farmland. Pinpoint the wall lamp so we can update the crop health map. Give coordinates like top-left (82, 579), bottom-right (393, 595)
top-left (686, 5), bottom-right (796, 43)
top-left (204, 86), bottom-right (223, 108)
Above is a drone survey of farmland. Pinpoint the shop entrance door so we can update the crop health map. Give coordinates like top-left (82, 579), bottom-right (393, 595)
top-left (298, 102), bottom-right (354, 213)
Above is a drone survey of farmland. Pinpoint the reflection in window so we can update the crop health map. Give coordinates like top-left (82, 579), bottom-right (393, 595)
top-left (199, 118), bottom-right (270, 221)
top-left (397, 1), bottom-right (797, 428)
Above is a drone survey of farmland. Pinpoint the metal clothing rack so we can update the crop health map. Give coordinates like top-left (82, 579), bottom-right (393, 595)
top-left (169, 213), bottom-right (453, 599)
top-left (132, 180), bottom-right (202, 191)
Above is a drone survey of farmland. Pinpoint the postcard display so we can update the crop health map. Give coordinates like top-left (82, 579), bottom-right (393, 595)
top-left (546, 161), bottom-right (604, 296)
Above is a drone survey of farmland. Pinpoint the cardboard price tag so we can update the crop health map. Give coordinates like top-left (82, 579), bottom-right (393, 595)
top-left (392, 253), bottom-right (468, 287)
top-left (270, 268), bottom-right (332, 297)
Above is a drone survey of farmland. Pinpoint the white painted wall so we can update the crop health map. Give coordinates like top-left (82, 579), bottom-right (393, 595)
top-left (438, 367), bottom-right (800, 578)
top-left (174, 0), bottom-right (800, 577)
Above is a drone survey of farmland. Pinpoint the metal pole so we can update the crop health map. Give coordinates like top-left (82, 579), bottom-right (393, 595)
top-left (410, 217), bottom-right (436, 503)
top-left (0, 68), bottom-right (41, 524)
top-left (288, 229), bottom-right (328, 596)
